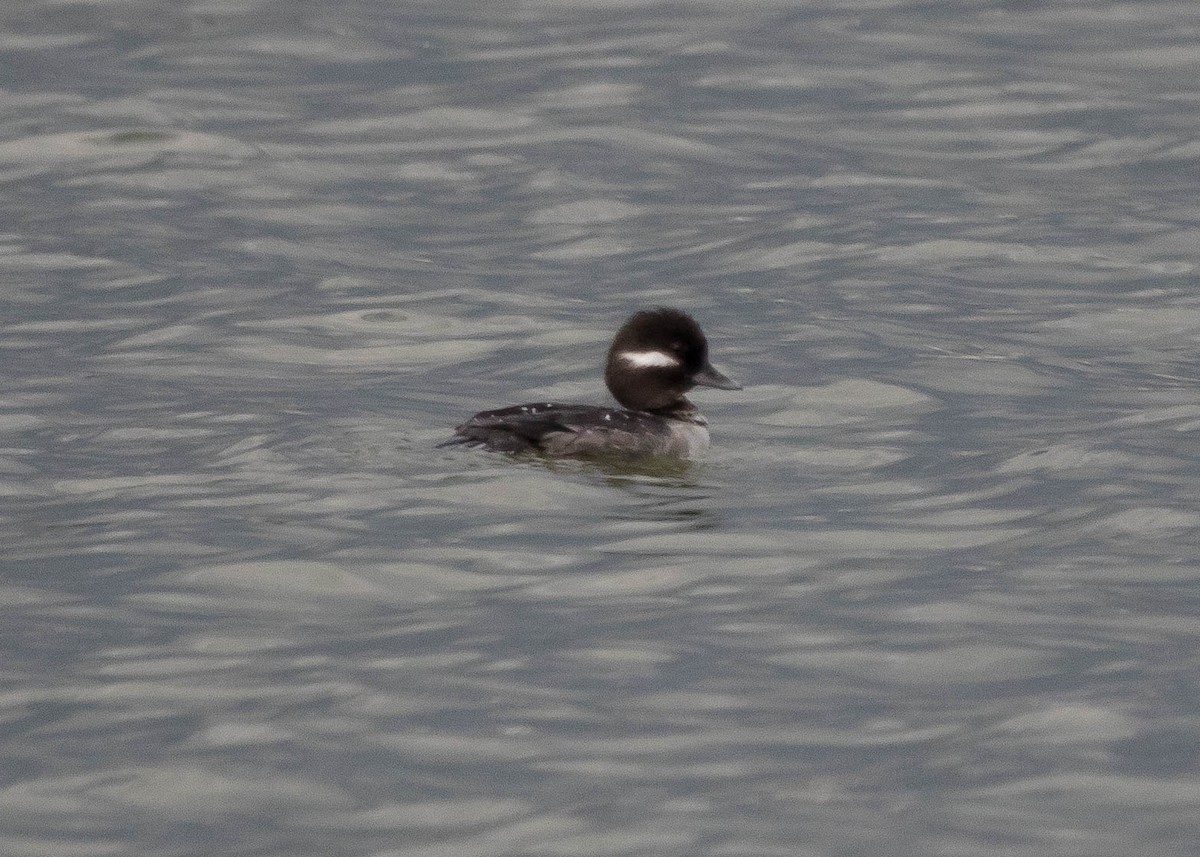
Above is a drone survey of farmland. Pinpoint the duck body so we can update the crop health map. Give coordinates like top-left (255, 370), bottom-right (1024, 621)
top-left (448, 402), bottom-right (713, 458)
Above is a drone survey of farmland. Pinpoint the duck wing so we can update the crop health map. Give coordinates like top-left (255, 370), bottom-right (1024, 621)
top-left (442, 403), bottom-right (671, 456)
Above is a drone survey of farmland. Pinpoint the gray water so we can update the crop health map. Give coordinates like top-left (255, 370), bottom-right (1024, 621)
top-left (3, 1), bottom-right (1199, 855)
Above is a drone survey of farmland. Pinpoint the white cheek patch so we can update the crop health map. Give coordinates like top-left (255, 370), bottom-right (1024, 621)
top-left (619, 350), bottom-right (680, 369)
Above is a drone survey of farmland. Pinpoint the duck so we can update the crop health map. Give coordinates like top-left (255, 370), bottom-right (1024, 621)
top-left (441, 307), bottom-right (741, 457)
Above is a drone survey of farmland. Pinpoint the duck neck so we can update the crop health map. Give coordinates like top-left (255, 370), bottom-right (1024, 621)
top-left (648, 396), bottom-right (699, 421)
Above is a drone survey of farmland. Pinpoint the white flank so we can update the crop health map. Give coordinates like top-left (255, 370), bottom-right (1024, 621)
top-left (619, 349), bottom-right (679, 369)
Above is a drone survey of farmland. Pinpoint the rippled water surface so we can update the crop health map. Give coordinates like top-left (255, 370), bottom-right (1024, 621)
top-left (4, 1), bottom-right (1200, 855)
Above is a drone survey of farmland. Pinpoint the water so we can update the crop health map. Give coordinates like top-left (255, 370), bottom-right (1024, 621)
top-left (3, 1), bottom-right (1199, 855)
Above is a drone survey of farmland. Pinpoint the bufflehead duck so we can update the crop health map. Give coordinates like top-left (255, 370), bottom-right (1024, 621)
top-left (441, 307), bottom-right (741, 458)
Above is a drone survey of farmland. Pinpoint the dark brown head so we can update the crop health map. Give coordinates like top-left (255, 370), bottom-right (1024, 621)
top-left (603, 307), bottom-right (740, 413)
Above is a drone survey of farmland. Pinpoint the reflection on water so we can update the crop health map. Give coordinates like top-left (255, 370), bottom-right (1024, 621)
top-left (3, 0), bottom-right (1200, 855)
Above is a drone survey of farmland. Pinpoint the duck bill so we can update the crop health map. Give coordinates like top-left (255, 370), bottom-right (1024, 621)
top-left (693, 362), bottom-right (742, 390)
